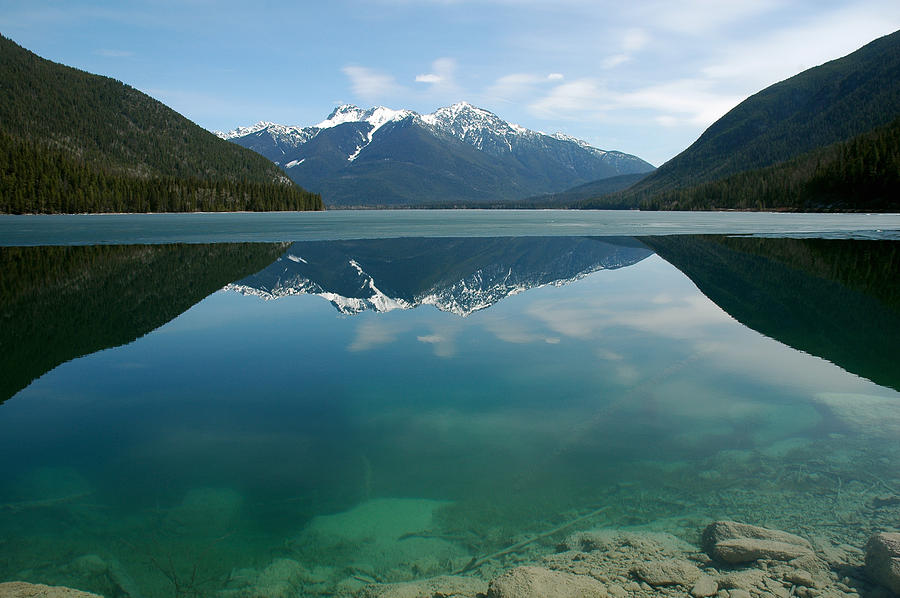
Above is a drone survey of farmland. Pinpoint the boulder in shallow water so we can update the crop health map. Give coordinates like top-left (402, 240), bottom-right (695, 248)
top-left (0, 582), bottom-right (103, 597)
top-left (701, 521), bottom-right (814, 565)
top-left (632, 559), bottom-right (701, 586)
top-left (690, 575), bottom-right (718, 597)
top-left (865, 532), bottom-right (900, 594)
top-left (713, 538), bottom-right (814, 564)
top-left (702, 522), bottom-right (811, 553)
top-left (487, 566), bottom-right (608, 598)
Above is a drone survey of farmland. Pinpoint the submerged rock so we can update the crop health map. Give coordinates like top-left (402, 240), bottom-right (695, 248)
top-left (487, 566), bottom-right (608, 598)
top-left (712, 538), bottom-right (814, 564)
top-left (701, 521), bottom-right (814, 565)
top-left (358, 575), bottom-right (487, 598)
top-left (865, 532), bottom-right (900, 594)
top-left (690, 575), bottom-right (718, 597)
top-left (701, 521), bottom-right (811, 553)
top-left (784, 569), bottom-right (820, 588)
top-left (632, 559), bottom-right (701, 587)
top-left (0, 582), bottom-right (103, 597)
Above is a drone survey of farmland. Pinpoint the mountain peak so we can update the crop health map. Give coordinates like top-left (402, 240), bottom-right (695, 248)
top-left (424, 102), bottom-right (501, 124)
top-left (215, 121), bottom-right (277, 140)
top-left (316, 105), bottom-right (412, 131)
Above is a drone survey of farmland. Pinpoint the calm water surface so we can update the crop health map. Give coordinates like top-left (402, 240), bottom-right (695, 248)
top-left (0, 216), bottom-right (898, 597)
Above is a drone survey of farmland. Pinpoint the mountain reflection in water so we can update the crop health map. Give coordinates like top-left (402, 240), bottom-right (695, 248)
top-left (227, 237), bottom-right (653, 315)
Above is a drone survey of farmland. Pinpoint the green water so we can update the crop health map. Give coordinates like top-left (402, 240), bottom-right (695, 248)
top-left (0, 232), bottom-right (898, 597)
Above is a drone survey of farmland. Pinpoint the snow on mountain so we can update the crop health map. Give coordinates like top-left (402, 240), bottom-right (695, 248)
top-left (215, 121), bottom-right (316, 158)
top-left (316, 105), bottom-right (414, 131)
top-left (551, 132), bottom-right (609, 157)
top-left (220, 102), bottom-right (611, 159)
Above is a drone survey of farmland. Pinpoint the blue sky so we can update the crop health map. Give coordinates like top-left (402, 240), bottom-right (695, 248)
top-left (2, 1), bottom-right (899, 165)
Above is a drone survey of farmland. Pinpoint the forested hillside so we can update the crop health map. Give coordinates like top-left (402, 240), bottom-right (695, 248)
top-left (0, 35), bottom-right (322, 213)
top-left (581, 30), bottom-right (900, 211)
top-left (635, 117), bottom-right (900, 211)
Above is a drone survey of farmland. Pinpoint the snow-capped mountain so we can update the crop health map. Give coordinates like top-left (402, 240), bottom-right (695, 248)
top-left (216, 103), bottom-right (655, 207)
top-left (225, 237), bottom-right (653, 316)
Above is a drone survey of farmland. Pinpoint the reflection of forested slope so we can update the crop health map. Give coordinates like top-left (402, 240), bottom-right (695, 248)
top-left (0, 243), bottom-right (286, 402)
top-left (643, 236), bottom-right (900, 391)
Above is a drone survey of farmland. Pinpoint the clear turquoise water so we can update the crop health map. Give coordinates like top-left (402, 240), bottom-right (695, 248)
top-left (1, 225), bottom-right (899, 597)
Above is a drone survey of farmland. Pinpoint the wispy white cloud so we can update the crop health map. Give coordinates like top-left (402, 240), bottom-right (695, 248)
top-left (601, 54), bottom-right (630, 69)
top-left (599, 28), bottom-right (650, 69)
top-left (635, 0), bottom-right (781, 35)
top-left (622, 28), bottom-right (649, 52)
top-left (416, 57), bottom-right (456, 84)
top-left (486, 73), bottom-right (545, 103)
top-left (620, 79), bottom-right (744, 126)
top-left (342, 65), bottom-right (404, 101)
top-left (414, 57), bottom-right (461, 99)
top-left (700, 4), bottom-right (900, 90)
top-left (528, 78), bottom-right (610, 119)
top-left (415, 73), bottom-right (442, 84)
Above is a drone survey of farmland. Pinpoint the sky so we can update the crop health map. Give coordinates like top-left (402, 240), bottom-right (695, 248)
top-left (2, 1), bottom-right (899, 166)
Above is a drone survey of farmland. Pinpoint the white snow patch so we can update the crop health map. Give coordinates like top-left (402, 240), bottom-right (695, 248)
top-left (215, 121), bottom-right (276, 139)
top-left (316, 105), bottom-right (411, 132)
top-left (285, 159), bottom-right (305, 168)
top-left (286, 254), bottom-right (307, 264)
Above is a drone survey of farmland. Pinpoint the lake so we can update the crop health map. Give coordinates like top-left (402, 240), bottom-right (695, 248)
top-left (1, 211), bottom-right (899, 598)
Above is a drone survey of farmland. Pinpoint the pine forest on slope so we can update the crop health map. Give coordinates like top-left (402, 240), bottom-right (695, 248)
top-left (0, 35), bottom-right (322, 214)
top-left (579, 29), bottom-right (900, 211)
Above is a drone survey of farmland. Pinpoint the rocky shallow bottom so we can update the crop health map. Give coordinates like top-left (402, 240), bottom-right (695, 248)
top-left (6, 521), bottom-right (899, 598)
top-left (289, 522), bottom-right (900, 598)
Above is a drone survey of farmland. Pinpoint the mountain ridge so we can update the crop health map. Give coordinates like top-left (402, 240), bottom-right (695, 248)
top-left (219, 102), bottom-right (655, 207)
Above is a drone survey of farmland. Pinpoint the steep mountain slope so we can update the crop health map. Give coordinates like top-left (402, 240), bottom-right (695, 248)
top-left (584, 29), bottom-right (900, 211)
top-left (637, 117), bottom-right (900, 211)
top-left (220, 103), bottom-right (654, 207)
top-left (0, 35), bottom-right (321, 213)
top-left (227, 237), bottom-right (653, 315)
